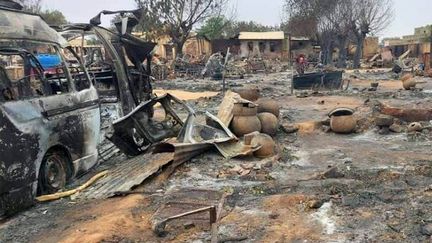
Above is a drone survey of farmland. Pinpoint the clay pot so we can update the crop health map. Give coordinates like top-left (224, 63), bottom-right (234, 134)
top-left (330, 115), bottom-right (357, 134)
top-left (257, 112), bottom-right (279, 136)
top-left (256, 98), bottom-right (280, 118)
top-left (400, 73), bottom-right (413, 82)
top-left (374, 114), bottom-right (394, 127)
top-left (232, 103), bottom-right (258, 116)
top-left (230, 116), bottom-right (261, 137)
top-left (251, 133), bottom-right (276, 158)
top-left (235, 88), bottom-right (260, 101)
top-left (371, 82), bottom-right (379, 88)
top-left (402, 78), bottom-right (416, 90)
top-left (407, 122), bottom-right (422, 132)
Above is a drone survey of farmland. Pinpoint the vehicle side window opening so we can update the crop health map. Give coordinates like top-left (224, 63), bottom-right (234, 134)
top-left (121, 46), bottom-right (152, 104)
top-left (0, 40), bottom-right (91, 101)
top-left (37, 45), bottom-right (71, 95)
top-left (61, 47), bottom-right (92, 91)
top-left (69, 32), bottom-right (119, 98)
top-left (0, 51), bottom-right (49, 101)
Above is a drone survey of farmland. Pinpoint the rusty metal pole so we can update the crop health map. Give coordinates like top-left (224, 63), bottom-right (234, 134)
top-left (80, 31), bottom-right (85, 64)
top-left (222, 48), bottom-right (231, 95)
top-left (291, 61), bottom-right (294, 95)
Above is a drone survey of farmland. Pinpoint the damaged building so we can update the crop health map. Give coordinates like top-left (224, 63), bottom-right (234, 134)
top-left (238, 31), bottom-right (289, 60)
top-left (134, 32), bottom-right (212, 60)
top-left (384, 24), bottom-right (432, 71)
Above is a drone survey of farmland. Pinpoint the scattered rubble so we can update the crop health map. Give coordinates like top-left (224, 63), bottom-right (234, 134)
top-left (1, 5), bottom-right (432, 242)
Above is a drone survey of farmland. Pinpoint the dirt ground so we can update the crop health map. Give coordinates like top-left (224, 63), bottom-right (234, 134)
top-left (1, 69), bottom-right (432, 242)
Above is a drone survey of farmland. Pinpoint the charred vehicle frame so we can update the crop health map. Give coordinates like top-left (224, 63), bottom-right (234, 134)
top-left (0, 2), bottom-right (101, 215)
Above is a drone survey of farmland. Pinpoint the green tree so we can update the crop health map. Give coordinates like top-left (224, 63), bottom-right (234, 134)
top-left (40, 9), bottom-right (67, 26)
top-left (17, 0), bottom-right (68, 26)
top-left (225, 21), bottom-right (278, 37)
top-left (135, 0), bottom-right (229, 57)
top-left (198, 16), bottom-right (231, 40)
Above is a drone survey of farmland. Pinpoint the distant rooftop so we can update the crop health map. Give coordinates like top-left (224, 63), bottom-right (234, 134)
top-left (238, 31), bottom-right (285, 40)
top-left (290, 36), bottom-right (310, 41)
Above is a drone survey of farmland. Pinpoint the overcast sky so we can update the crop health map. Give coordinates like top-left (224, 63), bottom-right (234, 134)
top-left (42, 0), bottom-right (432, 38)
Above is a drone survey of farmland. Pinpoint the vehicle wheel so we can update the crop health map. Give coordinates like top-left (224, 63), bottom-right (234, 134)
top-left (38, 152), bottom-right (68, 195)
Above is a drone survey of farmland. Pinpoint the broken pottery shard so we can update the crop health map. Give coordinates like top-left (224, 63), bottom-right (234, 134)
top-left (389, 124), bottom-right (404, 133)
top-left (322, 167), bottom-right (345, 179)
top-left (374, 114), bottom-right (394, 127)
top-left (407, 122), bottom-right (423, 133)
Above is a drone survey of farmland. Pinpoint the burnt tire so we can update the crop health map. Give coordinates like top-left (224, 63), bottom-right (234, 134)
top-left (37, 152), bottom-right (68, 195)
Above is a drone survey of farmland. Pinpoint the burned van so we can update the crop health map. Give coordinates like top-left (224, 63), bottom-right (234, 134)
top-left (0, 3), bottom-right (101, 215)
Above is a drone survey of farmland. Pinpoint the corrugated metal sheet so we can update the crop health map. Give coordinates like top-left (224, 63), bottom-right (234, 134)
top-left (238, 31), bottom-right (285, 40)
top-left (78, 153), bottom-right (174, 200)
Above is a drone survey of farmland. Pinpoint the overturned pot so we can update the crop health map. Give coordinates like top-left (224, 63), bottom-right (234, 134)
top-left (251, 133), bottom-right (276, 158)
top-left (329, 108), bottom-right (357, 134)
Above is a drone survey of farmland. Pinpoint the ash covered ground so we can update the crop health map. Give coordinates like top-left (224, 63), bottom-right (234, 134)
top-left (2, 70), bottom-right (432, 243)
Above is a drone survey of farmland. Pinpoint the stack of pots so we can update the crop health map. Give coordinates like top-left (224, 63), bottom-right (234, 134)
top-left (230, 103), bottom-right (262, 137)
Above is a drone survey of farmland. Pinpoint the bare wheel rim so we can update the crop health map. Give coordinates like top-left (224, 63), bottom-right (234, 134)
top-left (42, 154), bottom-right (66, 192)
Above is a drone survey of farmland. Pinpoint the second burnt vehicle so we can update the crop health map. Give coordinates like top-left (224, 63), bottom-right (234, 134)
top-left (59, 10), bottom-right (190, 157)
top-left (59, 10), bottom-right (157, 155)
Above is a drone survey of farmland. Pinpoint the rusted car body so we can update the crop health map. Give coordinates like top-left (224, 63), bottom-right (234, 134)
top-left (0, 3), bottom-right (101, 215)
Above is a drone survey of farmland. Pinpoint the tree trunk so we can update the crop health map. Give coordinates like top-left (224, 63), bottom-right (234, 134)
top-left (323, 41), bottom-right (334, 65)
top-left (337, 37), bottom-right (348, 68)
top-left (353, 33), bottom-right (365, 69)
top-left (174, 40), bottom-right (186, 58)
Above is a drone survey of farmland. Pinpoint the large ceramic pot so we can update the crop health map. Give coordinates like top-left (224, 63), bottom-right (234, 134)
top-left (402, 78), bottom-right (416, 90)
top-left (235, 88), bottom-right (260, 101)
top-left (256, 98), bottom-right (280, 118)
top-left (231, 116), bottom-right (262, 137)
top-left (330, 115), bottom-right (357, 134)
top-left (328, 107), bottom-right (357, 134)
top-left (257, 112), bottom-right (279, 136)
